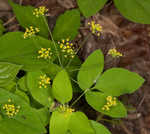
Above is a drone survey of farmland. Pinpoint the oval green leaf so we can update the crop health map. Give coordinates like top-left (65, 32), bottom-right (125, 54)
top-left (50, 111), bottom-right (71, 134)
top-left (114, 0), bottom-right (150, 24)
top-left (52, 69), bottom-right (72, 104)
top-left (94, 68), bottom-right (145, 96)
top-left (77, 0), bottom-right (108, 17)
top-left (8, 0), bottom-right (49, 38)
top-left (52, 9), bottom-right (80, 41)
top-left (68, 112), bottom-right (95, 134)
top-left (85, 91), bottom-right (127, 118)
top-left (90, 120), bottom-right (111, 134)
top-left (78, 49), bottom-right (104, 90)
top-left (27, 71), bottom-right (53, 107)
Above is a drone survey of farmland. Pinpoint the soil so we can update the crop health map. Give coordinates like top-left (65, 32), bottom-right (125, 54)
top-left (0, 0), bottom-right (150, 134)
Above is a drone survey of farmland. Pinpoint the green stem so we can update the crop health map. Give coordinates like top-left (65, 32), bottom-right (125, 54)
top-left (100, 119), bottom-right (120, 125)
top-left (42, 16), bottom-right (63, 68)
top-left (68, 68), bottom-right (80, 72)
top-left (66, 33), bottom-right (91, 68)
top-left (70, 77), bottom-right (78, 84)
top-left (96, 114), bottom-right (104, 122)
top-left (71, 88), bottom-right (89, 107)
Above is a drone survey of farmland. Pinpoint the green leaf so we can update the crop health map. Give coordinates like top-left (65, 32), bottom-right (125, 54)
top-left (50, 111), bottom-right (71, 134)
top-left (0, 89), bottom-right (46, 134)
top-left (68, 112), bottom-right (95, 134)
top-left (8, 0), bottom-right (49, 38)
top-left (52, 69), bottom-right (72, 104)
top-left (85, 91), bottom-right (127, 118)
top-left (27, 71), bottom-right (53, 107)
top-left (65, 56), bottom-right (81, 78)
top-left (53, 9), bottom-right (80, 41)
top-left (0, 32), bottom-right (56, 71)
top-left (77, 0), bottom-right (107, 17)
top-left (29, 95), bottom-right (43, 109)
top-left (114, 0), bottom-right (150, 24)
top-left (94, 68), bottom-right (145, 96)
top-left (35, 107), bottom-right (50, 126)
top-left (18, 76), bottom-right (28, 92)
top-left (66, 132), bottom-right (72, 134)
top-left (90, 120), bottom-right (111, 134)
top-left (15, 89), bottom-right (30, 103)
top-left (69, 55), bottom-right (82, 67)
top-left (3, 81), bottom-right (16, 92)
top-left (78, 49), bottom-right (104, 90)
top-left (0, 62), bottom-right (22, 87)
top-left (42, 62), bottom-right (62, 79)
top-left (0, 20), bottom-right (5, 36)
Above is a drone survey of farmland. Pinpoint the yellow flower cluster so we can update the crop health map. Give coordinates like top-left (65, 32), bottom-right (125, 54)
top-left (2, 99), bottom-right (20, 118)
top-left (102, 96), bottom-right (117, 111)
top-left (24, 26), bottom-right (40, 39)
top-left (108, 48), bottom-right (123, 58)
top-left (37, 48), bottom-right (52, 59)
top-left (88, 21), bottom-right (102, 36)
top-left (59, 105), bottom-right (75, 117)
top-left (58, 38), bottom-right (75, 58)
top-left (33, 6), bottom-right (48, 17)
top-left (39, 75), bottom-right (51, 88)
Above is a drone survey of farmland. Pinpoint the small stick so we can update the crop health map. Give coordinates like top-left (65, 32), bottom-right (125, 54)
top-left (120, 121), bottom-right (134, 134)
top-left (137, 93), bottom-right (146, 111)
top-left (3, 16), bottom-right (16, 26)
top-left (4, 0), bottom-right (23, 27)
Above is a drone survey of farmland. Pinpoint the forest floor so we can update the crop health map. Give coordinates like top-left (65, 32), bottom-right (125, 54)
top-left (0, 0), bottom-right (150, 134)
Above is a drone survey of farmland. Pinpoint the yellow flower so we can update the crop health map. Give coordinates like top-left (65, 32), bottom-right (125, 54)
top-left (2, 99), bottom-right (20, 118)
top-left (37, 48), bottom-right (53, 59)
top-left (108, 48), bottom-right (123, 58)
top-left (102, 105), bottom-right (110, 111)
top-left (88, 21), bottom-right (102, 36)
top-left (59, 105), bottom-right (75, 118)
top-left (102, 96), bottom-right (117, 111)
top-left (106, 96), bottom-right (112, 102)
top-left (58, 38), bottom-right (75, 58)
top-left (39, 75), bottom-right (51, 88)
top-left (33, 6), bottom-right (48, 17)
top-left (24, 26), bottom-right (40, 39)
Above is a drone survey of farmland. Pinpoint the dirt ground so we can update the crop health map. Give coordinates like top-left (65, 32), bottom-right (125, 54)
top-left (0, 0), bottom-right (150, 134)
